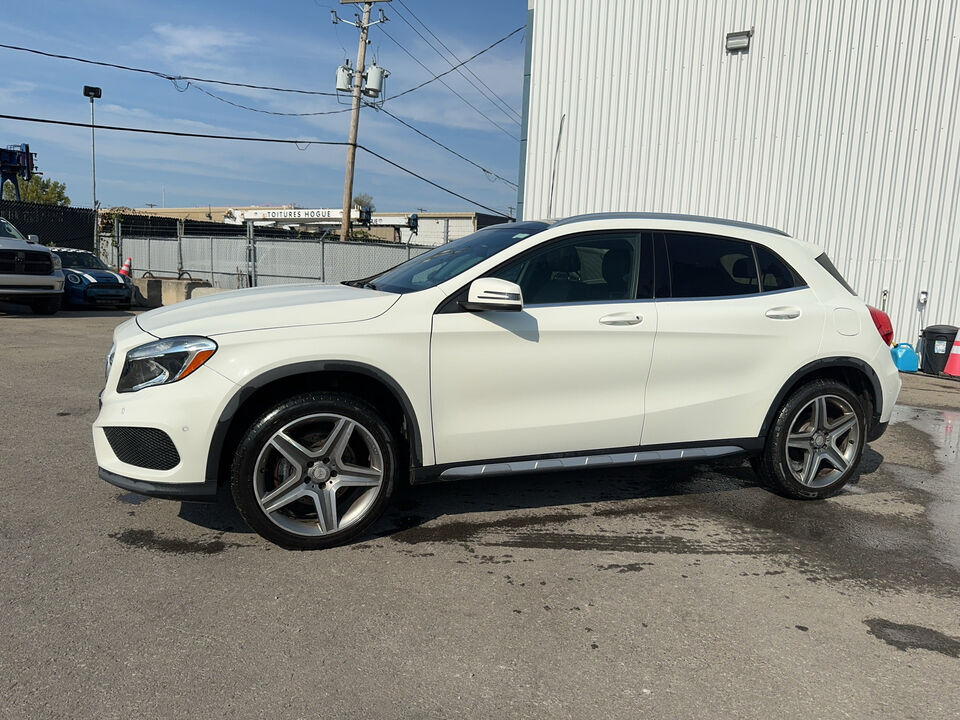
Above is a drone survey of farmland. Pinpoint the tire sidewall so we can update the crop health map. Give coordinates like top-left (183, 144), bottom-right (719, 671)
top-left (231, 392), bottom-right (397, 550)
top-left (765, 380), bottom-right (866, 499)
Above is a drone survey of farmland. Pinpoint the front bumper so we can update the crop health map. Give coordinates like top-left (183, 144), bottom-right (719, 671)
top-left (99, 467), bottom-right (218, 501)
top-left (66, 284), bottom-right (132, 306)
top-left (0, 272), bottom-right (64, 298)
top-left (94, 363), bottom-right (238, 492)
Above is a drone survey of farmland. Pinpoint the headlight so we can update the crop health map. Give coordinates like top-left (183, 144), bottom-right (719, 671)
top-left (51, 254), bottom-right (62, 270)
top-left (105, 343), bottom-right (116, 382)
top-left (117, 336), bottom-right (217, 393)
top-left (67, 273), bottom-right (82, 284)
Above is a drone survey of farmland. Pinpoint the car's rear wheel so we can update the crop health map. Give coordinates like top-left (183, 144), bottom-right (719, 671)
top-left (29, 296), bottom-right (61, 315)
top-left (754, 379), bottom-right (865, 499)
top-left (230, 392), bottom-right (397, 549)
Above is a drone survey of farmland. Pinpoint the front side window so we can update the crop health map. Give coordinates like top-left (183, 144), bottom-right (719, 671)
top-left (663, 232), bottom-right (758, 298)
top-left (492, 231), bottom-right (646, 305)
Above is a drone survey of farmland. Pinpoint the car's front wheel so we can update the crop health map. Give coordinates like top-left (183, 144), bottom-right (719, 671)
top-left (231, 392), bottom-right (397, 549)
top-left (754, 379), bottom-right (865, 499)
top-left (29, 296), bottom-right (61, 315)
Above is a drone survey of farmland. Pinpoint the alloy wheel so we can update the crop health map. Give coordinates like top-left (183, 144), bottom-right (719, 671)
top-left (253, 413), bottom-right (384, 537)
top-left (784, 394), bottom-right (860, 488)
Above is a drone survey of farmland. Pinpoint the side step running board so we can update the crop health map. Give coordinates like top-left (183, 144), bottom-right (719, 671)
top-left (438, 445), bottom-right (746, 480)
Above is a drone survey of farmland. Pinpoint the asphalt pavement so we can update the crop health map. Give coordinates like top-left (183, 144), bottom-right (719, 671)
top-left (1, 305), bottom-right (958, 719)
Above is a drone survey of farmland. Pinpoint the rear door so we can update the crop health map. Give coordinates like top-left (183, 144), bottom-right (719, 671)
top-left (430, 231), bottom-right (658, 466)
top-left (641, 231), bottom-right (825, 446)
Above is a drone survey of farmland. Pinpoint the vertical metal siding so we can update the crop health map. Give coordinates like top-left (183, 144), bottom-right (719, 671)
top-left (523, 0), bottom-right (960, 341)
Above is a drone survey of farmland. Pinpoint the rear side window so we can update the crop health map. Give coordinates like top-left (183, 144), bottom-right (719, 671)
top-left (756, 246), bottom-right (803, 292)
top-left (663, 233), bottom-right (758, 298)
top-left (816, 253), bottom-right (856, 295)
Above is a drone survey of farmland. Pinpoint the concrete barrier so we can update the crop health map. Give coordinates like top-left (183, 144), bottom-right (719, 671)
top-left (190, 287), bottom-right (230, 300)
top-left (132, 277), bottom-right (213, 307)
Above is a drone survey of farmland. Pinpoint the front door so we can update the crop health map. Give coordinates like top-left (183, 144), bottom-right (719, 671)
top-left (429, 231), bottom-right (658, 466)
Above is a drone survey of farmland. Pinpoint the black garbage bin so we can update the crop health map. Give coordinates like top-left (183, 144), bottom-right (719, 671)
top-left (919, 324), bottom-right (959, 374)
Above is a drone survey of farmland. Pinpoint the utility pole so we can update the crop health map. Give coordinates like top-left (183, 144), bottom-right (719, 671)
top-left (333, 0), bottom-right (390, 242)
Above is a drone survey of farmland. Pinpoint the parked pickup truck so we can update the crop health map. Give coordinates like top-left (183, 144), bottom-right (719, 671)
top-left (0, 217), bottom-right (64, 314)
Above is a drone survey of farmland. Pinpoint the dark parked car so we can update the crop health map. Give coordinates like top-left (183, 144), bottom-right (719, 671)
top-left (53, 249), bottom-right (133, 309)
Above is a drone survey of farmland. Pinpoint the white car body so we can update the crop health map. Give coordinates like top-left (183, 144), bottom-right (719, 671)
top-left (94, 213), bottom-right (900, 507)
top-left (0, 217), bottom-right (64, 307)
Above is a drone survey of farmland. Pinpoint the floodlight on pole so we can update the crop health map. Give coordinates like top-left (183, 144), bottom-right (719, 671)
top-left (83, 85), bottom-right (101, 253)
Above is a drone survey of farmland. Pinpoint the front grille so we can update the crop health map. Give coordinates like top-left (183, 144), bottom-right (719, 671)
top-left (91, 282), bottom-right (125, 290)
top-left (0, 250), bottom-right (54, 275)
top-left (104, 427), bottom-right (181, 471)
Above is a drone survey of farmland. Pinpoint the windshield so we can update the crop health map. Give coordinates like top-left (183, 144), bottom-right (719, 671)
top-left (56, 251), bottom-right (109, 270)
top-left (367, 221), bottom-right (549, 294)
top-left (0, 218), bottom-right (26, 241)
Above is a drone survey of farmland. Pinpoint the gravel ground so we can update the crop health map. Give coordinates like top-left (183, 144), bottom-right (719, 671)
top-left (1, 305), bottom-right (958, 719)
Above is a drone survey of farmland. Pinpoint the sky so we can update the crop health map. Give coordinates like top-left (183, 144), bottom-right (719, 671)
top-left (0, 0), bottom-right (526, 216)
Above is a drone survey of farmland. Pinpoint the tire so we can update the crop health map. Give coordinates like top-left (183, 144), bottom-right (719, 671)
top-left (29, 296), bottom-right (61, 315)
top-left (753, 379), bottom-right (865, 499)
top-left (230, 392), bottom-right (398, 550)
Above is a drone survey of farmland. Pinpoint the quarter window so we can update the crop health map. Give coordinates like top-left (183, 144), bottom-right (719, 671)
top-left (756, 246), bottom-right (801, 292)
top-left (663, 233), bottom-right (758, 298)
top-left (492, 232), bottom-right (648, 304)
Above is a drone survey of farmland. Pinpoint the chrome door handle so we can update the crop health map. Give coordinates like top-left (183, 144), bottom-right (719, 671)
top-left (765, 306), bottom-right (801, 320)
top-left (599, 312), bottom-right (643, 326)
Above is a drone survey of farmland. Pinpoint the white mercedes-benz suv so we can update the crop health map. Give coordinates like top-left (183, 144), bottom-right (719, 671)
top-left (94, 213), bottom-right (901, 549)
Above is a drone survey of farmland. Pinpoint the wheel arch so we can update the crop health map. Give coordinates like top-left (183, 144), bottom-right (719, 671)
top-left (760, 357), bottom-right (883, 440)
top-left (205, 361), bottom-right (423, 486)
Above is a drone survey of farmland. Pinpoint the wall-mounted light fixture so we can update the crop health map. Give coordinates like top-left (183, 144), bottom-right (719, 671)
top-left (725, 28), bottom-right (753, 54)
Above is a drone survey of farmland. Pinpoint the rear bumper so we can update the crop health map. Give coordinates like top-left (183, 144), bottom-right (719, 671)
top-left (99, 467), bottom-right (218, 502)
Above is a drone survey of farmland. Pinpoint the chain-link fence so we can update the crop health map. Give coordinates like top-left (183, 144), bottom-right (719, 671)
top-left (105, 222), bottom-right (434, 289)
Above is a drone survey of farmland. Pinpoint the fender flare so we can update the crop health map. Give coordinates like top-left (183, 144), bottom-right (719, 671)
top-left (204, 360), bottom-right (423, 483)
top-left (759, 357), bottom-right (883, 439)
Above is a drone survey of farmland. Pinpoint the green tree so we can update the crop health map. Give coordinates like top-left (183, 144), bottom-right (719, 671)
top-left (2, 176), bottom-right (71, 205)
top-left (352, 192), bottom-right (375, 211)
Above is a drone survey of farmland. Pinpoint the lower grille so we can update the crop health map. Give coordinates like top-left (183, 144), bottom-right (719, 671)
top-left (103, 427), bottom-right (181, 471)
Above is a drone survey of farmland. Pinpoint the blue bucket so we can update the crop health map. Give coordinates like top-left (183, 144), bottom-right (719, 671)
top-left (891, 343), bottom-right (919, 372)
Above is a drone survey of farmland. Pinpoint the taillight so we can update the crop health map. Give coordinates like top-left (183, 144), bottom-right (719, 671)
top-left (868, 305), bottom-right (893, 346)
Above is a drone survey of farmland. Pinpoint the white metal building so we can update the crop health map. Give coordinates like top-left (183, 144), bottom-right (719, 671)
top-left (518, 0), bottom-right (960, 343)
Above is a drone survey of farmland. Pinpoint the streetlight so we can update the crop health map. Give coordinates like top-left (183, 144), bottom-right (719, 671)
top-left (83, 85), bottom-right (101, 253)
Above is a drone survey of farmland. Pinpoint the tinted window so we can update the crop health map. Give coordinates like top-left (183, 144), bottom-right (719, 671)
top-left (756, 246), bottom-right (802, 292)
top-left (816, 253), bottom-right (856, 295)
top-left (664, 233), bottom-right (758, 298)
top-left (493, 232), bottom-right (645, 304)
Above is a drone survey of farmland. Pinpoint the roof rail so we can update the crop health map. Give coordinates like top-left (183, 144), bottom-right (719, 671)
top-left (551, 212), bottom-right (790, 237)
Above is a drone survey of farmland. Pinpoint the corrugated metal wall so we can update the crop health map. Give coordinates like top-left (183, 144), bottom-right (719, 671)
top-left (521, 0), bottom-right (960, 342)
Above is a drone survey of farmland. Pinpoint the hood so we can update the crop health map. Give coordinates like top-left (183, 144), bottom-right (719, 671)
top-left (67, 267), bottom-right (126, 284)
top-left (136, 282), bottom-right (399, 338)
top-left (0, 236), bottom-right (47, 253)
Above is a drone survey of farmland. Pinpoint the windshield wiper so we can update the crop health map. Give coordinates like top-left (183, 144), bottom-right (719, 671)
top-left (362, 282), bottom-right (378, 290)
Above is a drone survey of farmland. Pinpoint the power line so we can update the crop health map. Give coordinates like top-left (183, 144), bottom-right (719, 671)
top-left (360, 145), bottom-right (511, 217)
top-left (0, 113), bottom-right (511, 216)
top-left (367, 102), bottom-right (517, 188)
top-left (379, 26), bottom-right (522, 140)
top-left (192, 84), bottom-right (353, 117)
top-left (393, 1), bottom-right (522, 123)
top-left (0, 43), bottom-right (336, 96)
